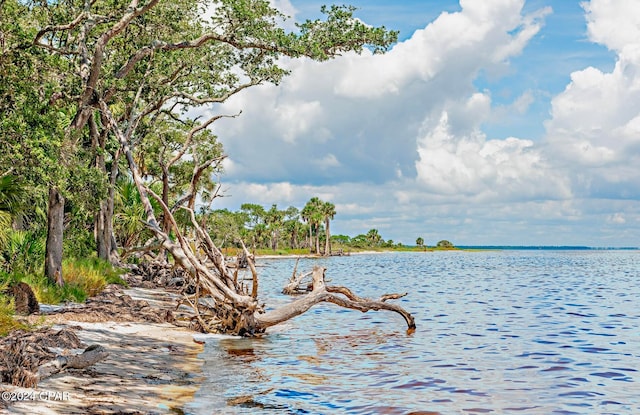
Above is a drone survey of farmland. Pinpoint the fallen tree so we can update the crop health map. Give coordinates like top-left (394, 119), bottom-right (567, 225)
top-left (100, 98), bottom-right (416, 335)
top-left (27, 0), bottom-right (414, 336)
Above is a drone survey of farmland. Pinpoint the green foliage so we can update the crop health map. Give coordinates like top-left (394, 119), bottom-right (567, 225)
top-left (61, 259), bottom-right (119, 297)
top-left (437, 240), bottom-right (455, 249)
top-left (0, 175), bottom-right (27, 248)
top-left (23, 274), bottom-right (88, 304)
top-left (416, 237), bottom-right (424, 247)
top-left (0, 230), bottom-right (45, 275)
top-left (63, 225), bottom-right (96, 260)
top-left (0, 175), bottom-right (25, 215)
top-left (114, 179), bottom-right (148, 249)
top-left (331, 234), bottom-right (351, 245)
top-left (67, 257), bottom-right (127, 287)
top-left (0, 257), bottom-right (125, 307)
top-left (293, 5), bottom-right (398, 60)
top-left (301, 197), bottom-right (326, 253)
top-left (0, 295), bottom-right (27, 337)
top-left (3, 0), bottom-right (399, 272)
top-left (366, 229), bottom-right (383, 246)
top-left (205, 208), bottom-right (246, 247)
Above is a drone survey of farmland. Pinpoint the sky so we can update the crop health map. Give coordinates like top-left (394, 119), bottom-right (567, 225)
top-left (205, 0), bottom-right (640, 247)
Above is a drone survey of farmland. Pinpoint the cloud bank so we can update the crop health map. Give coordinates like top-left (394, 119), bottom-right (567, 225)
top-left (208, 0), bottom-right (640, 246)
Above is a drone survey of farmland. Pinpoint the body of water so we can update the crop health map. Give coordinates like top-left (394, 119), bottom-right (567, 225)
top-left (185, 250), bottom-right (640, 414)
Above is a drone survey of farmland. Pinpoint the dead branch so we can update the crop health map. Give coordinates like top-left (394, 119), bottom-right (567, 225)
top-left (282, 266), bottom-right (314, 295)
top-left (239, 240), bottom-right (259, 298)
top-left (120, 239), bottom-right (164, 261)
top-left (258, 266), bottom-right (416, 333)
top-left (37, 345), bottom-right (109, 384)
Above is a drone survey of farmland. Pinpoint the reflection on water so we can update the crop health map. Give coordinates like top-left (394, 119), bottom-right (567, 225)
top-left (186, 251), bottom-right (640, 414)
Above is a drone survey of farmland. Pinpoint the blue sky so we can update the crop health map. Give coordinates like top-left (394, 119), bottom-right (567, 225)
top-left (208, 0), bottom-right (640, 247)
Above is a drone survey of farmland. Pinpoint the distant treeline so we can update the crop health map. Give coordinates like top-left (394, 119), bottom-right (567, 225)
top-left (204, 201), bottom-right (399, 254)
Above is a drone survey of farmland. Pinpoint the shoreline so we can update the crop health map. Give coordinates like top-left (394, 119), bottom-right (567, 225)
top-left (2, 287), bottom-right (207, 414)
top-left (255, 250), bottom-right (388, 260)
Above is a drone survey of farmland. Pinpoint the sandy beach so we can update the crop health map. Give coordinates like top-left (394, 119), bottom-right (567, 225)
top-left (2, 287), bottom-right (207, 415)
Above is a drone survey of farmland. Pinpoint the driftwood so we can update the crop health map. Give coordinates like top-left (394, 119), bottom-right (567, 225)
top-left (36, 345), bottom-right (109, 384)
top-left (0, 329), bottom-right (108, 387)
top-left (282, 258), bottom-right (313, 295)
top-left (266, 266), bottom-right (415, 332)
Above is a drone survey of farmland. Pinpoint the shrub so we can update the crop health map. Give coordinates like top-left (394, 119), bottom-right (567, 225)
top-left (0, 230), bottom-right (45, 275)
top-left (4, 258), bottom-right (126, 305)
top-left (436, 240), bottom-right (455, 249)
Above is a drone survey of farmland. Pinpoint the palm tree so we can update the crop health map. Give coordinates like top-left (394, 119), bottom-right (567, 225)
top-left (301, 197), bottom-right (323, 254)
top-left (283, 206), bottom-right (301, 249)
top-left (114, 179), bottom-right (147, 249)
top-left (366, 228), bottom-right (382, 247)
top-left (300, 202), bottom-right (314, 253)
top-left (265, 204), bottom-right (284, 251)
top-left (321, 201), bottom-right (336, 256)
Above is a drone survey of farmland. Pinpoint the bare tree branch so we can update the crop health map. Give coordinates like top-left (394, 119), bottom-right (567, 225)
top-left (34, 11), bottom-right (89, 45)
top-left (257, 266), bottom-right (416, 333)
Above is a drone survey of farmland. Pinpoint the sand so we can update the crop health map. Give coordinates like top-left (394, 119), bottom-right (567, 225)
top-left (2, 288), bottom-right (206, 415)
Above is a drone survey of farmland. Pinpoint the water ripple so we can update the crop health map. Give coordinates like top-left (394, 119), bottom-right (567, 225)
top-left (187, 251), bottom-right (640, 415)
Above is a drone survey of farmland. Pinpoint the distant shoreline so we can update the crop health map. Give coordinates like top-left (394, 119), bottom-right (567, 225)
top-left (253, 246), bottom-right (639, 259)
top-left (256, 245), bottom-right (640, 259)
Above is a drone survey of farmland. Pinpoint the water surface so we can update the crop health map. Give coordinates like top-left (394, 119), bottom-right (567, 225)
top-left (186, 250), bottom-right (640, 414)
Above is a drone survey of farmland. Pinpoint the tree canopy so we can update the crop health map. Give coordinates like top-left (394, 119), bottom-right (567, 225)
top-left (0, 0), bottom-right (398, 280)
top-left (437, 240), bottom-right (455, 248)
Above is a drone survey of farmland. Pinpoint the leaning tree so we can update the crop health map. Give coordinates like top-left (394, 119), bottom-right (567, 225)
top-left (30, 0), bottom-right (416, 335)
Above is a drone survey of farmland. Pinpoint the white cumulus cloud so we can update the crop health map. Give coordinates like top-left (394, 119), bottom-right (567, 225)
top-left (544, 0), bottom-right (640, 198)
top-left (415, 104), bottom-right (570, 200)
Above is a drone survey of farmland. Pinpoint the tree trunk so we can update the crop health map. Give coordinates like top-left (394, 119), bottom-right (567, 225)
top-left (44, 186), bottom-right (64, 286)
top-left (161, 167), bottom-right (171, 233)
top-left (95, 207), bottom-right (108, 261)
top-left (95, 194), bottom-right (118, 264)
top-left (324, 218), bottom-right (331, 256)
top-left (315, 224), bottom-right (320, 254)
top-left (92, 113), bottom-right (121, 264)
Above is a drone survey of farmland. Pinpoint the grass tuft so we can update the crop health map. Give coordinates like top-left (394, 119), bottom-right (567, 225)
top-left (1, 258), bottom-right (127, 306)
top-left (0, 295), bottom-right (27, 336)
